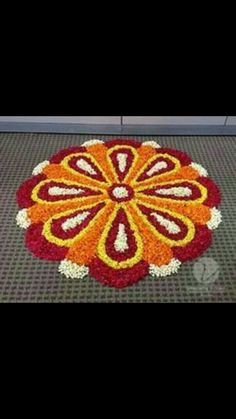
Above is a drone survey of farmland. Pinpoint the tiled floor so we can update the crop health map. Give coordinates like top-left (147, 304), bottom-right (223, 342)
top-left (0, 133), bottom-right (235, 302)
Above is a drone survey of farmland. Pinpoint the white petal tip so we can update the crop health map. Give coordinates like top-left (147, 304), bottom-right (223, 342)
top-left (32, 160), bottom-right (50, 175)
top-left (207, 208), bottom-right (222, 230)
top-left (142, 141), bottom-right (161, 149)
top-left (58, 260), bottom-right (89, 279)
top-left (16, 209), bottom-right (31, 229)
top-left (190, 162), bottom-right (208, 177)
top-left (149, 259), bottom-right (181, 278)
top-left (82, 139), bottom-right (104, 147)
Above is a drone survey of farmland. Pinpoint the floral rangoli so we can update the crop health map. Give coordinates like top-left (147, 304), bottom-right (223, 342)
top-left (16, 139), bottom-right (222, 288)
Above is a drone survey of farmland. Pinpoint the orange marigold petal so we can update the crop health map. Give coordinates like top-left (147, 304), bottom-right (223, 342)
top-left (28, 196), bottom-right (106, 224)
top-left (125, 145), bottom-right (157, 184)
top-left (170, 203), bottom-right (211, 224)
top-left (86, 143), bottom-right (116, 183)
top-left (156, 165), bottom-right (199, 183)
top-left (126, 203), bottom-right (173, 266)
top-left (66, 202), bottom-right (115, 265)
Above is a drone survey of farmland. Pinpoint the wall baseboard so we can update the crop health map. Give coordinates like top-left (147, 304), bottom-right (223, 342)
top-left (0, 122), bottom-right (236, 135)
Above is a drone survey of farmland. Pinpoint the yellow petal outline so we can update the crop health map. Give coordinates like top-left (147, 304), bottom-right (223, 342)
top-left (42, 200), bottom-right (111, 247)
top-left (136, 179), bottom-right (208, 205)
top-left (131, 153), bottom-right (181, 186)
top-left (106, 145), bottom-right (139, 184)
top-left (131, 199), bottom-right (195, 247)
top-left (31, 178), bottom-right (107, 205)
top-left (97, 203), bottom-right (143, 269)
top-left (61, 152), bottom-right (112, 186)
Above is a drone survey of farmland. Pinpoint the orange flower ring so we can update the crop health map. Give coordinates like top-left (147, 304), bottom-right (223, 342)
top-left (16, 139), bottom-right (222, 288)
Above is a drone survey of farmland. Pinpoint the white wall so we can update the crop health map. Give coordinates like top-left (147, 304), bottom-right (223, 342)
top-left (123, 116), bottom-right (227, 125)
top-left (225, 117), bottom-right (236, 125)
top-left (0, 116), bottom-right (121, 124)
top-left (0, 116), bottom-right (235, 125)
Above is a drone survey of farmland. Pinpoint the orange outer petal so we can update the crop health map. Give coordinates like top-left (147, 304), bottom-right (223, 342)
top-left (138, 195), bottom-right (211, 225)
top-left (125, 145), bottom-right (157, 184)
top-left (126, 202), bottom-right (173, 266)
top-left (43, 163), bottom-right (108, 190)
top-left (66, 201), bottom-right (115, 265)
top-left (28, 196), bottom-right (106, 224)
top-left (156, 165), bottom-right (199, 183)
top-left (86, 143), bottom-right (117, 183)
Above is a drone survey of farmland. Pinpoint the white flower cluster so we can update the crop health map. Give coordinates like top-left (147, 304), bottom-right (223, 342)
top-left (16, 208), bottom-right (31, 229)
top-left (32, 160), bottom-right (50, 175)
top-left (149, 258), bottom-right (181, 278)
top-left (156, 186), bottom-right (192, 197)
top-left (146, 161), bottom-right (167, 177)
top-left (114, 223), bottom-right (129, 252)
top-left (112, 186), bottom-right (129, 199)
top-left (76, 158), bottom-right (97, 175)
top-left (142, 141), bottom-right (161, 148)
top-left (117, 153), bottom-right (128, 173)
top-left (62, 211), bottom-right (90, 232)
top-left (82, 139), bottom-right (104, 147)
top-left (58, 260), bottom-right (89, 279)
top-left (48, 186), bottom-right (84, 196)
top-left (207, 207), bottom-right (222, 230)
top-left (190, 162), bottom-right (208, 177)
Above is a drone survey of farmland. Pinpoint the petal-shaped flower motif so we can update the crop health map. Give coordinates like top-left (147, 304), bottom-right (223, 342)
top-left (97, 205), bottom-right (143, 269)
top-left (107, 145), bottom-right (139, 183)
top-left (43, 202), bottom-right (107, 247)
top-left (134, 202), bottom-right (195, 247)
top-left (136, 179), bottom-right (208, 204)
top-left (132, 155), bottom-right (180, 186)
top-left (16, 139), bottom-right (222, 288)
top-left (33, 179), bottom-right (104, 203)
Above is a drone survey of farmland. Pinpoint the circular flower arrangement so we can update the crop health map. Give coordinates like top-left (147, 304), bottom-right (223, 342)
top-left (16, 139), bottom-right (222, 288)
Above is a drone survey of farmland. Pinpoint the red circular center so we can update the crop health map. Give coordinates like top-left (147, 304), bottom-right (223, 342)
top-left (108, 184), bottom-right (134, 202)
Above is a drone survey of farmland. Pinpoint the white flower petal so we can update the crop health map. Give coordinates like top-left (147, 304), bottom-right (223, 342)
top-left (48, 186), bottom-right (85, 196)
top-left (112, 186), bottom-right (129, 199)
top-left (117, 153), bottom-right (128, 173)
top-left (32, 160), bottom-right (50, 175)
top-left (58, 260), bottom-right (89, 279)
top-left (146, 161), bottom-right (167, 176)
top-left (149, 259), bottom-right (181, 278)
top-left (61, 211), bottom-right (90, 232)
top-left (142, 141), bottom-right (161, 148)
top-left (82, 139), bottom-right (104, 147)
top-left (155, 186), bottom-right (192, 197)
top-left (16, 209), bottom-right (31, 229)
top-left (76, 158), bottom-right (97, 175)
top-left (150, 213), bottom-right (181, 234)
top-left (190, 162), bottom-right (208, 177)
top-left (207, 208), bottom-right (222, 230)
top-left (114, 223), bottom-right (129, 252)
